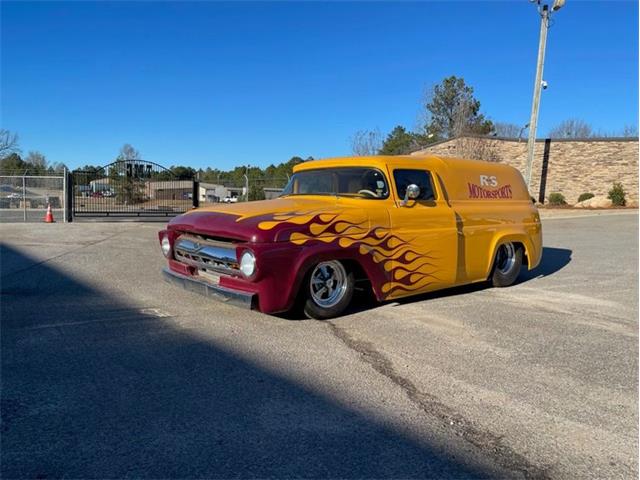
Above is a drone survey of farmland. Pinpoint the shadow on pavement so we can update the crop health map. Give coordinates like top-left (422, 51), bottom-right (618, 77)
top-left (343, 246), bottom-right (573, 314)
top-left (1, 245), bottom-right (497, 479)
top-left (518, 246), bottom-right (572, 281)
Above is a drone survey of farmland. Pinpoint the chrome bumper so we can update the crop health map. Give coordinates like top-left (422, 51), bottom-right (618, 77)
top-left (162, 268), bottom-right (256, 309)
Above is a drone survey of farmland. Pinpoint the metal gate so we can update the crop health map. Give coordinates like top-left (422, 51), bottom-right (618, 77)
top-left (71, 160), bottom-right (198, 218)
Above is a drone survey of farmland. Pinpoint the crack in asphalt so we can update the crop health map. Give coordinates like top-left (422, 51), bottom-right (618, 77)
top-left (327, 321), bottom-right (552, 480)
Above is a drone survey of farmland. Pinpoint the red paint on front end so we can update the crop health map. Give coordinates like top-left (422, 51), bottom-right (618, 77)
top-left (159, 210), bottom-right (390, 314)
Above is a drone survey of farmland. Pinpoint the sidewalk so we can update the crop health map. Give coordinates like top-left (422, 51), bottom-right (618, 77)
top-left (538, 208), bottom-right (638, 220)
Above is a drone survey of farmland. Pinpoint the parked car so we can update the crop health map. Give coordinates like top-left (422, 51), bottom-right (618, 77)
top-left (223, 196), bottom-right (238, 203)
top-left (159, 155), bottom-right (542, 319)
top-left (91, 191), bottom-right (103, 198)
top-left (7, 193), bottom-right (21, 199)
top-left (103, 190), bottom-right (115, 197)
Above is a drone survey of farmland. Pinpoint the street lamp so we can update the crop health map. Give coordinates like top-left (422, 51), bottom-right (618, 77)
top-left (243, 165), bottom-right (250, 202)
top-left (524, 0), bottom-right (565, 190)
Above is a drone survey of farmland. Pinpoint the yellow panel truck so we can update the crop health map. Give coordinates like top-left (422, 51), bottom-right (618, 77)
top-left (159, 155), bottom-right (542, 319)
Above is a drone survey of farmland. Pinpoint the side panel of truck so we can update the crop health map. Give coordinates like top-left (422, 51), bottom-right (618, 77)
top-left (435, 157), bottom-right (541, 280)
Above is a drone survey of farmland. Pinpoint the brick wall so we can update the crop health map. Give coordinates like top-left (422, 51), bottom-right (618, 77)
top-left (412, 136), bottom-right (639, 204)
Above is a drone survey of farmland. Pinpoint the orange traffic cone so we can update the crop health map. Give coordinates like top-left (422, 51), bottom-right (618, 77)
top-left (44, 203), bottom-right (55, 223)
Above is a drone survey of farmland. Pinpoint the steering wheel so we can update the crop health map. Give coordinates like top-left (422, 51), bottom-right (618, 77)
top-left (357, 189), bottom-right (378, 198)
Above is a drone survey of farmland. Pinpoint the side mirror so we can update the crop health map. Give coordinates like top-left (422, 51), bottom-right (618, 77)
top-left (400, 184), bottom-right (420, 206)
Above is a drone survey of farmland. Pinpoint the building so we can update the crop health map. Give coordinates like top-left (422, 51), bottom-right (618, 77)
top-left (198, 183), bottom-right (244, 203)
top-left (412, 136), bottom-right (639, 204)
top-left (263, 187), bottom-right (284, 200)
top-left (87, 178), bottom-right (280, 203)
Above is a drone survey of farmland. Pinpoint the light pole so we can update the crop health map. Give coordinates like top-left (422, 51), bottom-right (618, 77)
top-left (243, 165), bottom-right (250, 202)
top-left (524, 0), bottom-right (565, 190)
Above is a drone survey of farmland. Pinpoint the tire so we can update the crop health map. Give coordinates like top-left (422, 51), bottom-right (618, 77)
top-left (490, 242), bottom-right (523, 287)
top-left (303, 260), bottom-right (355, 320)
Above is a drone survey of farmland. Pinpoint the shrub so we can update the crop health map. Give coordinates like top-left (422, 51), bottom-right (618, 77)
top-left (548, 192), bottom-right (567, 206)
top-left (577, 192), bottom-right (594, 203)
top-left (608, 182), bottom-right (626, 206)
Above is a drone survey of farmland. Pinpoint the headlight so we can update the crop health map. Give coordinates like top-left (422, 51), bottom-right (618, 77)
top-left (161, 235), bottom-right (171, 258)
top-left (239, 250), bottom-right (256, 277)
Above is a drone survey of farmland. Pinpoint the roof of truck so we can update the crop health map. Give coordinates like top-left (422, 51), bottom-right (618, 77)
top-left (293, 155), bottom-right (529, 201)
top-left (293, 155), bottom-right (514, 172)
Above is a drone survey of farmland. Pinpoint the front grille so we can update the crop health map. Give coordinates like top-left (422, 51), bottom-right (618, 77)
top-left (174, 234), bottom-right (240, 276)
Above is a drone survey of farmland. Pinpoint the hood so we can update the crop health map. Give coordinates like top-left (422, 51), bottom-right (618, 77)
top-left (168, 196), bottom-right (371, 243)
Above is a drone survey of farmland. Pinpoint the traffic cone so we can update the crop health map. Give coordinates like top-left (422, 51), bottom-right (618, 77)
top-left (44, 203), bottom-right (55, 223)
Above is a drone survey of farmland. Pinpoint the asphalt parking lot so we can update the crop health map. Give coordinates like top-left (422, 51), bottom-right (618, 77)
top-left (1, 211), bottom-right (637, 479)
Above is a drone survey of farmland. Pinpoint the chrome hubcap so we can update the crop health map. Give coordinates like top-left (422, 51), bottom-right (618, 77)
top-left (310, 261), bottom-right (347, 308)
top-left (496, 243), bottom-right (516, 275)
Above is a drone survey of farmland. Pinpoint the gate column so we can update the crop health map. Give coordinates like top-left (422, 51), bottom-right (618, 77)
top-left (192, 180), bottom-right (200, 209)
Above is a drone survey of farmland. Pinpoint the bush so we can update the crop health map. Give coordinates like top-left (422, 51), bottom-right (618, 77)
top-left (577, 192), bottom-right (594, 203)
top-left (608, 182), bottom-right (626, 206)
top-left (548, 192), bottom-right (567, 206)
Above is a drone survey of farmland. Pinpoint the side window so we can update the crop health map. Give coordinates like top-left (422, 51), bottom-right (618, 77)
top-left (393, 169), bottom-right (436, 201)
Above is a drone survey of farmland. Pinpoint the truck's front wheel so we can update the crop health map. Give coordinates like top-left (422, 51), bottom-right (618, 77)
top-left (303, 260), bottom-right (354, 319)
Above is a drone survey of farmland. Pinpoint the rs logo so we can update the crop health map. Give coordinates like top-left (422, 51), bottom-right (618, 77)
top-left (480, 175), bottom-right (498, 187)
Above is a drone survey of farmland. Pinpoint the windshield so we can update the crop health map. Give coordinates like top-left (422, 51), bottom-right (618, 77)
top-left (281, 167), bottom-right (389, 199)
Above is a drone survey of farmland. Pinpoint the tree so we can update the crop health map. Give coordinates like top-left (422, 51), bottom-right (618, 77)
top-left (351, 129), bottom-right (382, 156)
top-left (0, 129), bottom-right (19, 158)
top-left (548, 119), bottom-right (593, 139)
top-left (110, 144), bottom-right (144, 204)
top-left (379, 126), bottom-right (423, 155)
top-left (25, 151), bottom-right (47, 174)
top-left (248, 184), bottom-right (266, 201)
top-left (422, 76), bottom-right (493, 139)
top-left (73, 164), bottom-right (101, 174)
top-left (117, 144), bottom-right (141, 161)
top-left (170, 165), bottom-right (196, 179)
top-left (492, 122), bottom-right (524, 138)
top-left (50, 162), bottom-right (69, 173)
top-left (621, 125), bottom-right (638, 138)
top-left (0, 153), bottom-right (26, 172)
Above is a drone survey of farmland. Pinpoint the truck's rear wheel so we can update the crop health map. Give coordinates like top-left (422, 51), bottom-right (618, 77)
top-left (303, 260), bottom-right (354, 319)
top-left (490, 242), bottom-right (522, 287)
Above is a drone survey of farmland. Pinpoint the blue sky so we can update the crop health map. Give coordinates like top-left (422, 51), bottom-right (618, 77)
top-left (2, 1), bottom-right (638, 170)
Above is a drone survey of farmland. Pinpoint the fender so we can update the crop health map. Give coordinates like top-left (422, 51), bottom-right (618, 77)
top-left (486, 228), bottom-right (542, 277)
top-left (283, 242), bottom-right (388, 312)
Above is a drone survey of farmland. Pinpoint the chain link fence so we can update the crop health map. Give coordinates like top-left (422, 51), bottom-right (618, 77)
top-left (0, 172), bottom-right (66, 223)
top-left (0, 171), bottom-right (289, 222)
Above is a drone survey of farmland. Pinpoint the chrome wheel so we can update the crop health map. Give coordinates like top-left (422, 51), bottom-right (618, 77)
top-left (495, 243), bottom-right (517, 275)
top-left (309, 261), bottom-right (348, 308)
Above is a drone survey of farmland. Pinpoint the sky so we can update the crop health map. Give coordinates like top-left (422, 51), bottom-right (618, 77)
top-left (1, 1), bottom-right (638, 171)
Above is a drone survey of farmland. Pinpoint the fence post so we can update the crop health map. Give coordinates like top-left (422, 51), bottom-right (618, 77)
top-left (192, 180), bottom-right (200, 209)
top-left (22, 175), bottom-right (26, 222)
top-left (66, 170), bottom-right (74, 222)
top-left (63, 168), bottom-right (67, 223)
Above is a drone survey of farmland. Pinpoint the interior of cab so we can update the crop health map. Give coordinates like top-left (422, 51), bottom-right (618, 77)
top-left (393, 169), bottom-right (436, 201)
top-left (284, 168), bottom-right (389, 199)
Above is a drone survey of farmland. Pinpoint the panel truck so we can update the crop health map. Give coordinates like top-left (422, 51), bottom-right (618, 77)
top-left (159, 156), bottom-right (542, 319)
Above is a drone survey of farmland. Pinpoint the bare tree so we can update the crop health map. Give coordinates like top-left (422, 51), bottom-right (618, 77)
top-left (621, 125), bottom-right (639, 138)
top-left (590, 125), bottom-right (639, 138)
top-left (492, 122), bottom-right (523, 138)
top-left (25, 151), bottom-right (47, 170)
top-left (350, 129), bottom-right (382, 156)
top-left (0, 129), bottom-right (19, 158)
top-left (117, 143), bottom-right (141, 161)
top-left (548, 119), bottom-right (593, 139)
top-left (51, 162), bottom-right (69, 173)
top-left (454, 136), bottom-right (501, 162)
